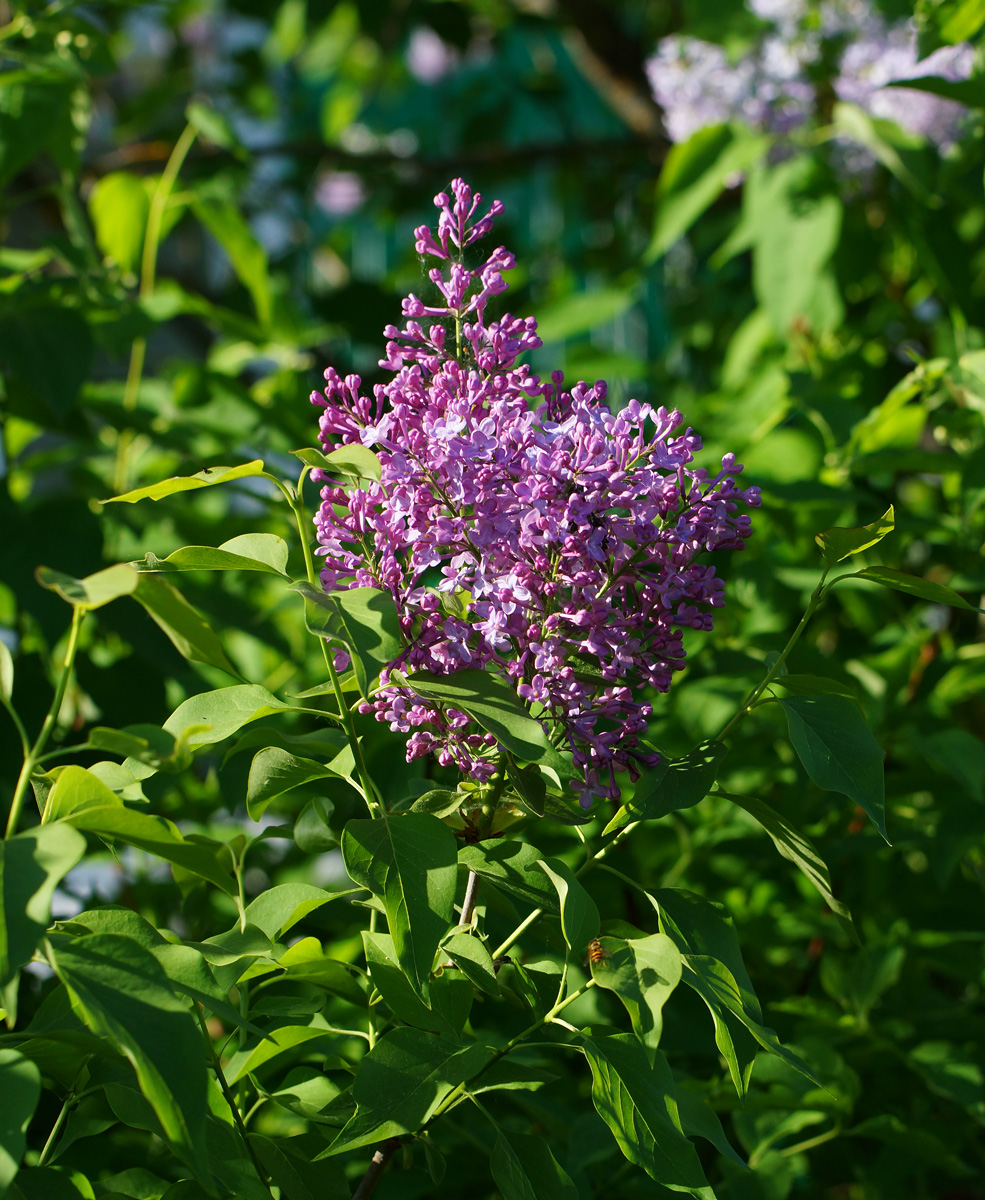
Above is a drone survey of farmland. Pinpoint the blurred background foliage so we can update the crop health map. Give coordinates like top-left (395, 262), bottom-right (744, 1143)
top-left (2, 0), bottom-right (985, 1196)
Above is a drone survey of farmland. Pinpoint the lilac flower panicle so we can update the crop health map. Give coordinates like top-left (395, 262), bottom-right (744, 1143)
top-left (310, 180), bottom-right (760, 809)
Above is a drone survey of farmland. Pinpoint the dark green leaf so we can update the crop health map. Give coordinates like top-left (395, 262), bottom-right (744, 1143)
top-left (815, 506), bottom-right (894, 565)
top-left (844, 565), bottom-right (982, 612)
top-left (771, 674), bottom-right (858, 699)
top-left (0, 1049), bottom-right (41, 1193)
top-left (291, 583), bottom-right (402, 698)
top-left (441, 931), bottom-right (500, 996)
top-left (250, 1134), bottom-right (350, 1200)
top-left (45, 934), bottom-right (208, 1175)
top-left (342, 814), bottom-right (458, 998)
top-left (61, 807), bottom-right (237, 895)
top-left (318, 1028), bottom-right (489, 1156)
top-left (719, 790), bottom-right (854, 926)
top-left (404, 669), bottom-right (569, 772)
top-left (294, 797), bottom-right (340, 853)
top-left (0, 307), bottom-right (93, 417)
top-left (457, 841), bottom-right (560, 914)
top-left (779, 695), bottom-right (888, 841)
top-left (132, 574), bottom-right (240, 676)
top-left (581, 1033), bottom-right (713, 1196)
top-left (604, 743), bottom-right (727, 835)
top-left (490, 1128), bottom-right (578, 1200)
top-left (363, 930), bottom-right (471, 1036)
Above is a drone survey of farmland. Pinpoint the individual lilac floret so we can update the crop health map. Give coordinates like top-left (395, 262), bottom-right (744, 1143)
top-left (310, 180), bottom-right (760, 809)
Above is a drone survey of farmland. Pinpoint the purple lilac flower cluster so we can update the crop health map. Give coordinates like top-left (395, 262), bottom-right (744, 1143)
top-left (310, 181), bottom-right (759, 808)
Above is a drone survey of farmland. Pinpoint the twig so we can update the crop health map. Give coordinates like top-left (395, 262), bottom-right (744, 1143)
top-left (352, 1137), bottom-right (401, 1200)
top-left (460, 871), bottom-right (481, 926)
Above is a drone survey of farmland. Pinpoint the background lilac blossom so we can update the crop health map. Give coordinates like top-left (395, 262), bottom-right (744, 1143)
top-left (647, 0), bottom-right (975, 150)
top-left (311, 181), bottom-right (760, 808)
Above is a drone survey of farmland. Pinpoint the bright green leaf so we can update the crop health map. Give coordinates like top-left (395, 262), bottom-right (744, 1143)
top-left (35, 564), bottom-right (139, 611)
top-left (103, 461), bottom-right (266, 505)
top-left (244, 883), bottom-right (339, 939)
top-left (88, 171), bottom-right (149, 274)
top-left (291, 444), bottom-right (382, 483)
top-left (291, 583), bottom-right (402, 698)
top-left (590, 934), bottom-right (682, 1060)
top-left (457, 841), bottom-right (560, 914)
top-left (537, 858), bottom-right (599, 953)
top-left (815, 506), bottom-right (894, 565)
top-left (441, 932), bottom-right (500, 996)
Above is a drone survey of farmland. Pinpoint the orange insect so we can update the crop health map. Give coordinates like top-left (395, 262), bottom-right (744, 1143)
top-left (586, 938), bottom-right (610, 969)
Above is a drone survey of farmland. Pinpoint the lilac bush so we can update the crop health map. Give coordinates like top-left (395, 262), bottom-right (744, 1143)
top-left (647, 0), bottom-right (974, 151)
top-left (310, 180), bottom-right (759, 808)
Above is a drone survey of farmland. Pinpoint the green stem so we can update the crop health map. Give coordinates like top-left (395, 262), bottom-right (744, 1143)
top-left (114, 121), bottom-right (198, 494)
top-left (36, 1091), bottom-right (73, 1167)
top-left (7, 606), bottom-right (86, 837)
top-left (490, 820), bottom-right (639, 960)
top-left (429, 978), bottom-right (597, 1123)
top-left (287, 476), bottom-right (379, 811)
top-left (714, 572), bottom-right (828, 744)
top-left (196, 1008), bottom-right (273, 1196)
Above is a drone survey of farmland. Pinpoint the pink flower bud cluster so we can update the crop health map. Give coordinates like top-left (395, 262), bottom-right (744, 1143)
top-left (310, 179), bottom-right (759, 809)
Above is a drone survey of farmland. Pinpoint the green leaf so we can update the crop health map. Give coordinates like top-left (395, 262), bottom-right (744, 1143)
top-left (675, 1089), bottom-right (746, 1168)
top-left (590, 934), bottom-right (682, 1060)
top-left (0, 1049), bottom-right (41, 1193)
top-left (535, 289), bottom-right (635, 343)
top-left (0, 824), bottom-right (86, 989)
top-left (44, 765), bottom-right (125, 822)
top-left (294, 797), bottom-right (340, 853)
top-left (940, 0), bottom-right (985, 42)
top-left (45, 933), bottom-right (208, 1175)
top-left (363, 930), bottom-right (471, 1036)
top-left (224, 1025), bottom-right (338, 1086)
top-left (490, 1128), bottom-right (578, 1200)
top-left (192, 198), bottom-right (271, 326)
top-left (186, 102), bottom-right (242, 153)
top-left (815, 506), bottom-right (894, 565)
top-left (132, 574), bottom-right (240, 676)
top-left (87, 725), bottom-right (182, 771)
top-left (163, 685), bottom-right (294, 751)
top-left (102, 461), bottom-right (266, 505)
top-left (457, 841), bottom-right (560, 914)
top-left (7, 1165), bottom-right (91, 1200)
top-left (718, 791), bottom-right (854, 926)
top-left (581, 1033), bottom-right (713, 1197)
top-left (604, 742), bottom-right (727, 835)
top-left (88, 171), bottom-right (149, 274)
top-left (249, 1134), bottom-right (350, 1200)
top-left (246, 748), bottom-right (342, 820)
top-left (779, 695), bottom-right (888, 841)
top-left (648, 124), bottom-right (766, 260)
top-left (291, 583), bottom-right (402, 698)
top-left (770, 674), bottom-right (858, 700)
top-left (403, 669), bottom-right (569, 773)
top-left (244, 883), bottom-right (339, 939)
top-left (843, 566), bottom-right (982, 613)
top-left (292, 444), bottom-right (382, 483)
top-left (61, 807), bottom-right (237, 895)
top-left (132, 534), bottom-right (290, 577)
top-left (409, 789), bottom-right (464, 818)
top-left (0, 307), bottom-right (93, 418)
top-left (318, 1028), bottom-right (489, 1156)
top-left (537, 859), bottom-right (599, 953)
top-left (35, 564), bottom-right (139, 610)
top-left (0, 639), bottom-right (12, 704)
top-left (341, 814), bottom-right (458, 998)
top-left (440, 932), bottom-right (500, 996)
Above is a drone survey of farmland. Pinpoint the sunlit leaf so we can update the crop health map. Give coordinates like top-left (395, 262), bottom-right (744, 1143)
top-left (103, 461), bottom-right (266, 505)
